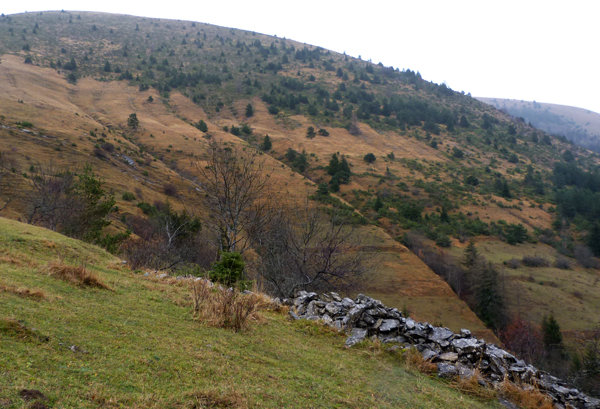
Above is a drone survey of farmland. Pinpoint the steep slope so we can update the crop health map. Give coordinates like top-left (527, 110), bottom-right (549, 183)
top-left (0, 217), bottom-right (503, 408)
top-left (478, 97), bottom-right (600, 152)
top-left (1, 11), bottom-right (599, 344)
top-left (0, 52), bottom-right (493, 339)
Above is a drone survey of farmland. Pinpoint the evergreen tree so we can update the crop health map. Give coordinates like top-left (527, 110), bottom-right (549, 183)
top-left (327, 154), bottom-right (340, 175)
top-left (473, 261), bottom-right (505, 330)
top-left (127, 113), bottom-right (139, 129)
top-left (463, 240), bottom-right (479, 268)
top-left (363, 153), bottom-right (376, 163)
top-left (542, 314), bottom-right (563, 351)
top-left (245, 103), bottom-right (254, 117)
top-left (259, 135), bottom-right (272, 151)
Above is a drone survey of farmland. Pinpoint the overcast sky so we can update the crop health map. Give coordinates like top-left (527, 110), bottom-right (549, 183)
top-left (3, 1), bottom-right (600, 113)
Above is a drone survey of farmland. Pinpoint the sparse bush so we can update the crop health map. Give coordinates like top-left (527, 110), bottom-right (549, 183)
top-left (554, 257), bottom-right (571, 270)
top-left (162, 182), bottom-right (178, 197)
top-left (122, 192), bottom-right (136, 201)
top-left (521, 256), bottom-right (550, 267)
top-left (574, 245), bottom-right (600, 268)
top-left (504, 258), bottom-right (521, 269)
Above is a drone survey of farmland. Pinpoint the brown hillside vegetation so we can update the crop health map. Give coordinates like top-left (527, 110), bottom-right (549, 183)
top-left (0, 54), bottom-right (495, 339)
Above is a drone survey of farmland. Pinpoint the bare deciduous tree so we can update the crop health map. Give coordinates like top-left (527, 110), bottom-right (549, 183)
top-left (197, 141), bottom-right (271, 254)
top-left (253, 201), bottom-right (365, 297)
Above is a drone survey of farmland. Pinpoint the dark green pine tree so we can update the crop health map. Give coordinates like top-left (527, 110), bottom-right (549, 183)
top-left (259, 135), bottom-right (272, 151)
top-left (327, 154), bottom-right (340, 175)
top-left (542, 314), bottom-right (563, 351)
top-left (473, 261), bottom-right (505, 331)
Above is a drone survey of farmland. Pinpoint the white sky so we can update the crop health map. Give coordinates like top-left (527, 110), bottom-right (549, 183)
top-left (3, 0), bottom-right (600, 113)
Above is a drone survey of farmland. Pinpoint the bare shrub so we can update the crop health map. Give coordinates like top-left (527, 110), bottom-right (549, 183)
top-left (553, 257), bottom-right (571, 270)
top-left (253, 201), bottom-right (365, 298)
top-left (505, 258), bottom-right (521, 269)
top-left (191, 280), bottom-right (263, 332)
top-left (574, 245), bottom-right (600, 269)
top-left (500, 316), bottom-right (543, 364)
top-left (521, 256), bottom-right (550, 268)
top-left (47, 261), bottom-right (108, 289)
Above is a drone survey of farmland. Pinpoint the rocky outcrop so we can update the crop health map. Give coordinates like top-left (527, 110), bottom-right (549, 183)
top-left (287, 291), bottom-right (600, 409)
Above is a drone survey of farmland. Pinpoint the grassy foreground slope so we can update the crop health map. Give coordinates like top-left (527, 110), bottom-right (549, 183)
top-left (0, 217), bottom-right (501, 408)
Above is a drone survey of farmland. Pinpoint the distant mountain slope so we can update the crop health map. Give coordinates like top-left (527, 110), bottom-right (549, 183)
top-left (478, 97), bottom-right (600, 152)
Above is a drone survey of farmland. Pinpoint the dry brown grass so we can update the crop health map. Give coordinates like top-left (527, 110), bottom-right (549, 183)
top-left (455, 370), bottom-right (497, 400)
top-left (402, 347), bottom-right (438, 375)
top-left (46, 261), bottom-right (109, 289)
top-left (499, 379), bottom-right (554, 409)
top-left (183, 390), bottom-right (248, 409)
top-left (191, 280), bottom-right (269, 332)
top-left (0, 282), bottom-right (45, 300)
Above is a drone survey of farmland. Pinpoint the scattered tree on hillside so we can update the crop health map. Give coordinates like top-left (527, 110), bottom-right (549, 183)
top-left (197, 141), bottom-right (271, 253)
top-left (128, 113), bottom-right (139, 129)
top-left (245, 103), bottom-right (254, 117)
top-left (259, 135), bottom-right (272, 151)
top-left (363, 153), bottom-right (376, 163)
top-left (195, 119), bottom-right (208, 132)
top-left (306, 126), bottom-right (316, 139)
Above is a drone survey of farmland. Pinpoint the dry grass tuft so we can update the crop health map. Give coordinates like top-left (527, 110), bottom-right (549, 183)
top-left (455, 370), bottom-right (497, 400)
top-left (0, 282), bottom-right (46, 300)
top-left (47, 261), bottom-right (109, 289)
top-left (191, 280), bottom-right (267, 332)
top-left (184, 390), bottom-right (248, 409)
top-left (0, 254), bottom-right (23, 265)
top-left (499, 379), bottom-right (554, 409)
top-left (402, 347), bottom-right (438, 375)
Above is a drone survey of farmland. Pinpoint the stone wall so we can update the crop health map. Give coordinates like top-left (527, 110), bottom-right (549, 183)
top-left (287, 291), bottom-right (599, 409)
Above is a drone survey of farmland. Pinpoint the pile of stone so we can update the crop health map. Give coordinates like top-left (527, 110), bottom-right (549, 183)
top-left (287, 291), bottom-right (599, 409)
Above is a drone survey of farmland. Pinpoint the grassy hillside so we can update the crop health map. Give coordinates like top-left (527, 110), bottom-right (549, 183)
top-left (478, 97), bottom-right (600, 153)
top-left (0, 10), bottom-right (599, 350)
top-left (0, 217), bottom-right (502, 408)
